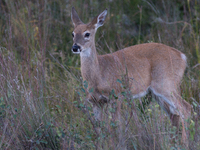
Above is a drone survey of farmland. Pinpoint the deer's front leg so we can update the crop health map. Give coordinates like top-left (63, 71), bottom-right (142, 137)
top-left (90, 95), bottom-right (109, 121)
top-left (93, 105), bottom-right (102, 121)
top-left (87, 96), bottom-right (101, 120)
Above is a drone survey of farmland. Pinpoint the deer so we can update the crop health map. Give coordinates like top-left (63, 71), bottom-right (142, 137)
top-left (71, 7), bottom-right (191, 148)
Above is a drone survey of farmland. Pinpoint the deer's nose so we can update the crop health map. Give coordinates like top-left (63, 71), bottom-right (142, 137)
top-left (72, 44), bottom-right (81, 53)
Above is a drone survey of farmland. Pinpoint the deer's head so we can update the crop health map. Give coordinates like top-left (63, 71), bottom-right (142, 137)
top-left (71, 7), bottom-right (107, 56)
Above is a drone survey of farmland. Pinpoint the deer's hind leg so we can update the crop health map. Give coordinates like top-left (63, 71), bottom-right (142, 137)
top-left (173, 92), bottom-right (191, 145)
top-left (150, 86), bottom-right (191, 147)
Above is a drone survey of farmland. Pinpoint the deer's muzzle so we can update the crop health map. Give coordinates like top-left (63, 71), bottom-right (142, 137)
top-left (72, 44), bottom-right (81, 53)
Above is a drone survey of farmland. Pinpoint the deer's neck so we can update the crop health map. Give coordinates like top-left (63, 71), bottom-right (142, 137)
top-left (80, 45), bottom-right (101, 85)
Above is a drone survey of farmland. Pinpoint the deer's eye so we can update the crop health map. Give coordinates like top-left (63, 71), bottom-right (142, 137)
top-left (84, 33), bottom-right (90, 38)
top-left (72, 33), bottom-right (74, 37)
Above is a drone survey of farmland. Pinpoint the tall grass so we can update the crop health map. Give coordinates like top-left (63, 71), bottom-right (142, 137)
top-left (0, 0), bottom-right (199, 149)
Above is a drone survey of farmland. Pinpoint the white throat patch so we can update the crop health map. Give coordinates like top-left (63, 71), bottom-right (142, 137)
top-left (80, 48), bottom-right (91, 57)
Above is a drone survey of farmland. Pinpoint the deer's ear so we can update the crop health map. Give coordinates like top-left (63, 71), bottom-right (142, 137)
top-left (89, 9), bottom-right (107, 30)
top-left (71, 7), bottom-right (83, 27)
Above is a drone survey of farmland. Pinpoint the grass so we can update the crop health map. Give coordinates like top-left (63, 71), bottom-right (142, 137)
top-left (0, 0), bottom-right (199, 149)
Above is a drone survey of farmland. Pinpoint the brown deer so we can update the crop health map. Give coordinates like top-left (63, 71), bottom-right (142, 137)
top-left (71, 7), bottom-right (191, 147)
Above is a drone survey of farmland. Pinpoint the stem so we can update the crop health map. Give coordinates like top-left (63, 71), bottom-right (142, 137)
top-left (138, 6), bottom-right (142, 44)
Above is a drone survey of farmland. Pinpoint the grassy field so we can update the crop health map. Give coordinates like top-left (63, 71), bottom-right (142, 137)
top-left (0, 0), bottom-right (199, 149)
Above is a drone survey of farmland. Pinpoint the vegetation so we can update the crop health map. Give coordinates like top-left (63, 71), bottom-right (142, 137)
top-left (0, 0), bottom-right (199, 149)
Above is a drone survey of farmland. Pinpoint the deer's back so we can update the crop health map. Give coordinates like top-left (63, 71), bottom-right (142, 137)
top-left (98, 43), bottom-right (186, 94)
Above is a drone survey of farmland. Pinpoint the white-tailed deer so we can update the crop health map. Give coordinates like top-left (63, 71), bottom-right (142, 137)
top-left (71, 7), bottom-right (191, 147)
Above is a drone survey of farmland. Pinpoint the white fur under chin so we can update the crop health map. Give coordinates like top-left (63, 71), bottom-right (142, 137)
top-left (80, 48), bottom-right (91, 57)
